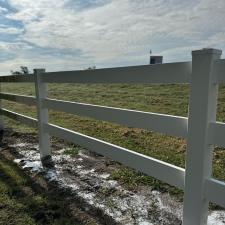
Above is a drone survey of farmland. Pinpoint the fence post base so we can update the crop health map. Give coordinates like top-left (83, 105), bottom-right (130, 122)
top-left (41, 155), bottom-right (54, 168)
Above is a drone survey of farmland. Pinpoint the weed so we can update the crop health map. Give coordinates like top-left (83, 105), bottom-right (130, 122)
top-left (64, 146), bottom-right (80, 156)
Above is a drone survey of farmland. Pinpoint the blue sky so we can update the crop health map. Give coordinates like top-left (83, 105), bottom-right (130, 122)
top-left (0, 0), bottom-right (225, 75)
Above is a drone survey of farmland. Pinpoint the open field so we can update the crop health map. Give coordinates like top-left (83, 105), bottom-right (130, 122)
top-left (1, 83), bottom-right (225, 195)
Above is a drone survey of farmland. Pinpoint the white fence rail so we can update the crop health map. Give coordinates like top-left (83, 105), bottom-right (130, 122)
top-left (0, 48), bottom-right (224, 225)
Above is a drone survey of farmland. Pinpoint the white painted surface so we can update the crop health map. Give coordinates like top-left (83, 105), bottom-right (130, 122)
top-left (0, 92), bottom-right (36, 105)
top-left (45, 123), bottom-right (185, 189)
top-left (0, 74), bottom-right (34, 82)
top-left (0, 83), bottom-right (3, 130)
top-left (44, 98), bottom-right (188, 138)
top-left (213, 59), bottom-right (225, 84)
top-left (41, 62), bottom-right (191, 84)
top-left (34, 69), bottom-right (51, 158)
top-left (183, 49), bottom-right (222, 225)
top-left (205, 178), bottom-right (225, 208)
top-left (208, 122), bottom-right (225, 148)
top-left (0, 108), bottom-right (37, 128)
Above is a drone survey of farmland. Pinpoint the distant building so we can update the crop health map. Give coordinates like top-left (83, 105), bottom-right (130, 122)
top-left (149, 55), bottom-right (163, 64)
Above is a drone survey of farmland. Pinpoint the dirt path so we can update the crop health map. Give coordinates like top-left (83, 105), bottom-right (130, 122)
top-left (1, 129), bottom-right (225, 225)
top-left (0, 130), bottom-right (103, 225)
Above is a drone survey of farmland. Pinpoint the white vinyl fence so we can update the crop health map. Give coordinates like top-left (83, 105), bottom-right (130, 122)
top-left (0, 48), bottom-right (225, 225)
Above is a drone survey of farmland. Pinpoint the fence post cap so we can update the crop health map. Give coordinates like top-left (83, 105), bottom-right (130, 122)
top-left (33, 68), bottom-right (46, 73)
top-left (192, 48), bottom-right (222, 55)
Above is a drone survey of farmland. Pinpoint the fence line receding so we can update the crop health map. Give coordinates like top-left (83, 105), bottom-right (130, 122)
top-left (0, 48), bottom-right (225, 225)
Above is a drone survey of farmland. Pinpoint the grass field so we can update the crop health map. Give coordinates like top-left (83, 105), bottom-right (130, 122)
top-left (1, 83), bottom-right (225, 195)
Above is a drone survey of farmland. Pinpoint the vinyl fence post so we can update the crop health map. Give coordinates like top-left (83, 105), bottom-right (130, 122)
top-left (183, 48), bottom-right (222, 225)
top-left (34, 69), bottom-right (51, 165)
top-left (0, 82), bottom-right (4, 144)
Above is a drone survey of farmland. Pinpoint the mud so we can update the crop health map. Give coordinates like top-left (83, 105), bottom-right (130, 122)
top-left (2, 130), bottom-right (225, 225)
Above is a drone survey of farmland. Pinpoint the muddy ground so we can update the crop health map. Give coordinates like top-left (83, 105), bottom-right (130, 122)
top-left (1, 129), bottom-right (224, 225)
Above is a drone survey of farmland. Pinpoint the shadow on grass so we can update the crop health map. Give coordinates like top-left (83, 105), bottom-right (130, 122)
top-left (0, 149), bottom-right (100, 225)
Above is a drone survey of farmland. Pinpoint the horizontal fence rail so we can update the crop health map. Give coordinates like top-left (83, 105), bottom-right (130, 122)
top-left (42, 62), bottom-right (191, 84)
top-left (205, 178), bottom-right (225, 208)
top-left (45, 123), bottom-right (185, 189)
top-left (44, 98), bottom-right (188, 138)
top-left (0, 108), bottom-right (37, 128)
top-left (213, 59), bottom-right (225, 84)
top-left (208, 122), bottom-right (225, 148)
top-left (0, 48), bottom-right (225, 225)
top-left (0, 74), bottom-right (34, 82)
top-left (0, 92), bottom-right (36, 105)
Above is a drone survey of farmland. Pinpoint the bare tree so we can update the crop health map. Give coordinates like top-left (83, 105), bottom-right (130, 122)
top-left (11, 66), bottom-right (30, 75)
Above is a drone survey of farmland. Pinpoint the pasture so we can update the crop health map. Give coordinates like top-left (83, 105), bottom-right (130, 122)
top-left (1, 82), bottom-right (225, 190)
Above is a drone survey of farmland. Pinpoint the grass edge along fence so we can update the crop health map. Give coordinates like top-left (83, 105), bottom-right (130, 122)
top-left (0, 48), bottom-right (225, 225)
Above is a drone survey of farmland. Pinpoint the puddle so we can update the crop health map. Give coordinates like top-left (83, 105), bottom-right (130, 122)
top-left (11, 142), bottom-right (225, 225)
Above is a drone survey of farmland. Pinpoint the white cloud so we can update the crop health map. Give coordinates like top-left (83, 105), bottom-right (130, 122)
top-left (0, 52), bottom-right (89, 75)
top-left (0, 6), bottom-right (8, 12)
top-left (1, 0), bottom-right (225, 74)
top-left (0, 26), bottom-right (23, 34)
top-left (0, 41), bottom-right (32, 51)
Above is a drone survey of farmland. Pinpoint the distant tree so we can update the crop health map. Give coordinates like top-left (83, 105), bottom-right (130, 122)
top-left (20, 66), bottom-right (29, 74)
top-left (11, 66), bottom-right (30, 75)
top-left (85, 66), bottom-right (96, 70)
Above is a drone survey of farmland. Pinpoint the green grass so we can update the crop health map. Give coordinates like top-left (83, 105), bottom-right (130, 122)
top-left (0, 152), bottom-right (86, 225)
top-left (63, 146), bottom-right (80, 156)
top-left (1, 83), bottom-right (225, 194)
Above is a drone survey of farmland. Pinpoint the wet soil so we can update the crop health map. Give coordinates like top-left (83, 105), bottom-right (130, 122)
top-left (1, 129), bottom-right (224, 225)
